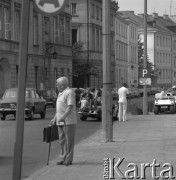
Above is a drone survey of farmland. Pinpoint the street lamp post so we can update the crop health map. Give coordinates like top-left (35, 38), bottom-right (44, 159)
top-left (43, 45), bottom-right (57, 91)
top-left (143, 0), bottom-right (148, 115)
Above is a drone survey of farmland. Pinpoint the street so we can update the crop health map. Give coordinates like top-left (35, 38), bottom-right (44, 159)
top-left (0, 96), bottom-right (155, 180)
top-left (0, 107), bottom-right (101, 180)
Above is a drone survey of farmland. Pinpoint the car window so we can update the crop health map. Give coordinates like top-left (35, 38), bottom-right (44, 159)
top-left (26, 90), bottom-right (30, 98)
top-left (35, 91), bottom-right (40, 99)
top-left (3, 89), bottom-right (30, 99)
top-left (4, 90), bottom-right (17, 98)
top-left (31, 90), bottom-right (36, 99)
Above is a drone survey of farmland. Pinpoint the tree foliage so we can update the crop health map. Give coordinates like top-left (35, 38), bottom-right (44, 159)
top-left (138, 38), bottom-right (156, 79)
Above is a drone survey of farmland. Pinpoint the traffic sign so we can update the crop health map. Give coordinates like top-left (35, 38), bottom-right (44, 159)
top-left (139, 78), bottom-right (151, 85)
top-left (33, 0), bottom-right (68, 16)
top-left (139, 68), bottom-right (151, 78)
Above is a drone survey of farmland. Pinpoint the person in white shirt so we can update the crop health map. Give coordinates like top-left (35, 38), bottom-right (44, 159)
top-left (51, 77), bottom-right (77, 166)
top-left (118, 83), bottom-right (129, 122)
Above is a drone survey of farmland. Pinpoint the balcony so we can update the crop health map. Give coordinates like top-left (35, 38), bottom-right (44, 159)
top-left (0, 38), bottom-right (19, 53)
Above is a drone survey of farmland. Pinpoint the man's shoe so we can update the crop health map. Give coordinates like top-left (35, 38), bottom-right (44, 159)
top-left (56, 161), bottom-right (64, 165)
top-left (64, 162), bottom-right (72, 166)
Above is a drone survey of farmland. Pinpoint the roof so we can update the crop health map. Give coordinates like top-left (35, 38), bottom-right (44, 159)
top-left (119, 11), bottom-right (176, 34)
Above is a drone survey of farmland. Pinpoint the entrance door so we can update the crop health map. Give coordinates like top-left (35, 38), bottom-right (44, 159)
top-left (0, 65), bottom-right (4, 97)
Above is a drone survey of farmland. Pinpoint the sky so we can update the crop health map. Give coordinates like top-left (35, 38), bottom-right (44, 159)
top-left (117, 0), bottom-right (176, 16)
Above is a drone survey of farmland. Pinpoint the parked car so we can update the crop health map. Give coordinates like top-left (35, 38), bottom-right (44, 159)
top-left (39, 90), bottom-right (57, 108)
top-left (0, 88), bottom-right (46, 120)
top-left (154, 92), bottom-right (175, 114)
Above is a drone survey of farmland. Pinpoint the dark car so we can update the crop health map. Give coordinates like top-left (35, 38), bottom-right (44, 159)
top-left (0, 88), bottom-right (46, 120)
top-left (40, 90), bottom-right (57, 108)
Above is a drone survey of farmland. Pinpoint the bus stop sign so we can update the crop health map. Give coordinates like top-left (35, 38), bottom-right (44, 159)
top-left (33, 0), bottom-right (68, 16)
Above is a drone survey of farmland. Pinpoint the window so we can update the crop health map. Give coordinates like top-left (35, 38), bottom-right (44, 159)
top-left (4, 7), bottom-right (11, 39)
top-left (96, 29), bottom-right (99, 51)
top-left (54, 68), bottom-right (58, 80)
top-left (61, 68), bottom-right (64, 76)
top-left (45, 67), bottom-right (48, 80)
top-left (53, 16), bottom-right (59, 43)
top-left (60, 16), bottom-right (65, 44)
top-left (96, 6), bottom-right (99, 20)
top-left (34, 66), bottom-right (38, 89)
top-left (33, 14), bottom-right (39, 45)
top-left (66, 19), bottom-right (71, 45)
top-left (92, 28), bottom-right (95, 50)
top-left (16, 65), bottom-right (19, 85)
top-left (0, 5), bottom-right (2, 38)
top-left (44, 17), bottom-right (50, 42)
top-left (100, 8), bottom-right (102, 21)
top-left (72, 3), bottom-right (77, 15)
top-left (92, 4), bottom-right (94, 18)
top-left (14, 11), bottom-right (20, 41)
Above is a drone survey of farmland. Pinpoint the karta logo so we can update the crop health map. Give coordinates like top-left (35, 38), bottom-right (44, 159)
top-left (39, 0), bottom-right (60, 8)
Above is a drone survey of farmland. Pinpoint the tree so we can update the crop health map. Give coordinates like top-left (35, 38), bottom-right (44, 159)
top-left (72, 41), bottom-right (98, 87)
top-left (138, 38), bottom-right (156, 86)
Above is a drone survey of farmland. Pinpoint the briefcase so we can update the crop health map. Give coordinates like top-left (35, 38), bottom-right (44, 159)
top-left (43, 125), bottom-right (59, 143)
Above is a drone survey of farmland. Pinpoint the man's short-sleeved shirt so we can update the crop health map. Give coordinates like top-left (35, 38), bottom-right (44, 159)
top-left (56, 87), bottom-right (77, 125)
top-left (118, 86), bottom-right (129, 103)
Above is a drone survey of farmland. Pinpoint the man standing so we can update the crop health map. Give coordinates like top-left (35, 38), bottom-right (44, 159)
top-left (51, 77), bottom-right (77, 166)
top-left (118, 83), bottom-right (129, 122)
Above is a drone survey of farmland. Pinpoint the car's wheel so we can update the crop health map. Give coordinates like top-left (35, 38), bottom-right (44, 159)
top-left (1, 114), bottom-right (6, 121)
top-left (28, 108), bottom-right (34, 120)
top-left (52, 101), bottom-right (56, 108)
top-left (97, 117), bottom-right (102, 121)
top-left (80, 115), bottom-right (87, 121)
top-left (170, 105), bottom-right (175, 114)
top-left (40, 107), bottom-right (46, 119)
top-left (154, 106), bottom-right (159, 114)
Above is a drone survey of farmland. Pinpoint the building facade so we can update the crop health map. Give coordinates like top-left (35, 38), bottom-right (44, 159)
top-left (115, 13), bottom-right (129, 90)
top-left (119, 11), bottom-right (176, 89)
top-left (0, 0), bottom-right (73, 97)
top-left (71, 0), bottom-right (119, 88)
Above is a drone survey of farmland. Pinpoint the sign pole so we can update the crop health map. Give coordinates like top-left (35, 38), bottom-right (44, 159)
top-left (143, 0), bottom-right (148, 115)
top-left (102, 0), bottom-right (113, 142)
top-left (12, 1), bottom-right (30, 180)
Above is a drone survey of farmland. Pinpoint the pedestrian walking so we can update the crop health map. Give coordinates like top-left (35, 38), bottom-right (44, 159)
top-left (51, 77), bottom-right (77, 166)
top-left (118, 83), bottom-right (129, 122)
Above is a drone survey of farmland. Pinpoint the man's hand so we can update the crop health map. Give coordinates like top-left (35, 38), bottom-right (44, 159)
top-left (50, 118), bottom-right (56, 125)
top-left (56, 117), bottom-right (65, 125)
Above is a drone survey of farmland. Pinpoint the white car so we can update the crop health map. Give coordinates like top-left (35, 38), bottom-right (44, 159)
top-left (154, 92), bottom-right (175, 114)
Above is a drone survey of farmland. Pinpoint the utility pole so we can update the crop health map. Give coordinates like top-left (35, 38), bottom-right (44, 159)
top-left (143, 0), bottom-right (148, 115)
top-left (102, 0), bottom-right (113, 142)
top-left (12, 0), bottom-right (30, 180)
top-left (87, 0), bottom-right (90, 87)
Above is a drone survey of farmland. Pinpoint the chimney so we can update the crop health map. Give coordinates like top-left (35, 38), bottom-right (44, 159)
top-left (163, 14), bottom-right (169, 19)
top-left (138, 13), bottom-right (144, 19)
top-left (152, 13), bottom-right (158, 18)
top-left (153, 20), bottom-right (156, 28)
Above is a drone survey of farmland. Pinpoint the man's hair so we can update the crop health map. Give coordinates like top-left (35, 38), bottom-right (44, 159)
top-left (122, 83), bottom-right (127, 87)
top-left (57, 77), bottom-right (69, 87)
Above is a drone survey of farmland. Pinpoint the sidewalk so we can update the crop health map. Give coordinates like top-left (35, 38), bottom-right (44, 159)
top-left (25, 113), bottom-right (176, 180)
